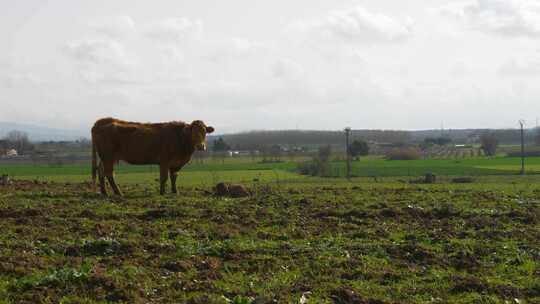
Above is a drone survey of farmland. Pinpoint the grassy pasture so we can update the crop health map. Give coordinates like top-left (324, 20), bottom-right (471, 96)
top-left (335, 157), bottom-right (540, 177)
top-left (0, 179), bottom-right (539, 303)
top-left (0, 156), bottom-right (539, 302)
top-left (1, 156), bottom-right (540, 183)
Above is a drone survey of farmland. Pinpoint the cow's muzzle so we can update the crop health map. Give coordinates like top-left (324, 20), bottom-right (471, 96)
top-left (195, 143), bottom-right (207, 151)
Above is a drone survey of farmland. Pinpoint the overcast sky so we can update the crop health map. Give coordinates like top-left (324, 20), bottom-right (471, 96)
top-left (1, 0), bottom-right (540, 134)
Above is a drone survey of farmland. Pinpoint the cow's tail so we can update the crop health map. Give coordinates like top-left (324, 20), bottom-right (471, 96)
top-left (91, 132), bottom-right (98, 191)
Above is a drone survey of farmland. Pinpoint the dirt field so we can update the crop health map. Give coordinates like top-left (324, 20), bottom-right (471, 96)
top-left (0, 180), bottom-right (539, 303)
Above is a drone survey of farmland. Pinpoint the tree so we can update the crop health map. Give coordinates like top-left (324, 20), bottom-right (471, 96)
top-left (213, 137), bottom-right (231, 164)
top-left (349, 140), bottom-right (369, 160)
top-left (77, 137), bottom-right (92, 149)
top-left (259, 145), bottom-right (270, 163)
top-left (318, 145), bottom-right (332, 162)
top-left (424, 137), bottom-right (452, 146)
top-left (535, 128), bottom-right (540, 146)
top-left (213, 137), bottom-right (231, 152)
top-left (480, 133), bottom-right (498, 156)
top-left (316, 145), bottom-right (332, 176)
top-left (3, 130), bottom-right (33, 153)
top-left (298, 145), bottom-right (333, 177)
top-left (270, 144), bottom-right (282, 162)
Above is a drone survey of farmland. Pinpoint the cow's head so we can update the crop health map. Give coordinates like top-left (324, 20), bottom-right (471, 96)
top-left (190, 120), bottom-right (214, 151)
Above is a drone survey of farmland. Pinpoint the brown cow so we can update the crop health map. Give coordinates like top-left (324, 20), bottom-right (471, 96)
top-left (91, 117), bottom-right (214, 196)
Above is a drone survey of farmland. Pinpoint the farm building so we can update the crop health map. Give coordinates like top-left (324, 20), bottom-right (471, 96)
top-left (2, 149), bottom-right (18, 157)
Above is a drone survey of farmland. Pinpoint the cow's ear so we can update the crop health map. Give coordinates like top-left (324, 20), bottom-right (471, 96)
top-left (206, 126), bottom-right (215, 134)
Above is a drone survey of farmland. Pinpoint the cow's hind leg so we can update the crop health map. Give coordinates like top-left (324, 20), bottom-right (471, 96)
top-left (169, 168), bottom-right (179, 194)
top-left (103, 160), bottom-right (123, 196)
top-left (159, 164), bottom-right (169, 195)
top-left (98, 161), bottom-right (107, 195)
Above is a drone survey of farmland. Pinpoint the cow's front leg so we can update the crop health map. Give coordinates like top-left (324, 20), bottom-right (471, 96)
top-left (98, 161), bottom-right (107, 195)
top-left (104, 160), bottom-right (122, 196)
top-left (169, 168), bottom-right (179, 194)
top-left (159, 164), bottom-right (169, 195)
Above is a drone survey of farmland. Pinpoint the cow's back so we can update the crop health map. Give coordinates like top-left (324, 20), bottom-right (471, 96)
top-left (92, 118), bottom-right (190, 165)
top-left (92, 118), bottom-right (162, 164)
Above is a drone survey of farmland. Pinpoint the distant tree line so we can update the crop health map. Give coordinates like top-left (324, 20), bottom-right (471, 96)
top-left (298, 145), bottom-right (333, 177)
top-left (0, 130), bottom-right (34, 154)
top-left (423, 137), bottom-right (452, 146)
top-left (210, 127), bottom-right (540, 153)
top-left (212, 137), bottom-right (231, 152)
top-left (472, 129), bottom-right (538, 145)
top-left (216, 129), bottom-right (411, 150)
top-left (480, 133), bottom-right (499, 156)
top-left (349, 140), bottom-right (369, 160)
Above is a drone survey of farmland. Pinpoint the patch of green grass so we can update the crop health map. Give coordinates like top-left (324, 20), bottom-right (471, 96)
top-left (0, 178), bottom-right (539, 302)
top-left (4, 156), bottom-right (540, 183)
top-left (336, 156), bottom-right (540, 177)
top-left (11, 262), bottom-right (93, 292)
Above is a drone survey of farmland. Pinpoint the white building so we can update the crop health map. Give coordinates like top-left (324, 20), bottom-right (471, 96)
top-left (5, 149), bottom-right (17, 157)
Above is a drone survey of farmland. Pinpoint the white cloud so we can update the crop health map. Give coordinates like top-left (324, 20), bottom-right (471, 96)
top-left (499, 58), bottom-right (540, 76)
top-left (202, 37), bottom-right (270, 63)
top-left (7, 1), bottom-right (540, 132)
top-left (65, 39), bottom-right (137, 84)
top-left (292, 5), bottom-right (413, 44)
top-left (230, 37), bottom-right (268, 54)
top-left (439, 0), bottom-right (540, 38)
top-left (66, 39), bottom-right (131, 67)
top-left (144, 18), bottom-right (203, 43)
top-left (271, 58), bottom-right (304, 79)
top-left (157, 46), bottom-right (184, 64)
top-left (2, 73), bottom-right (43, 88)
top-left (90, 15), bottom-right (135, 38)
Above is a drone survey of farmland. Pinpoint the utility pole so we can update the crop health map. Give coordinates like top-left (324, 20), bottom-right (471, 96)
top-left (519, 120), bottom-right (525, 175)
top-left (345, 127), bottom-right (352, 180)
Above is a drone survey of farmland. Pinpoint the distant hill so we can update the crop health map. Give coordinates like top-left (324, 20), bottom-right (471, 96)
top-left (211, 129), bottom-right (411, 150)
top-left (211, 128), bottom-right (537, 150)
top-left (0, 122), bottom-right (87, 142)
top-left (0, 121), bottom-right (535, 146)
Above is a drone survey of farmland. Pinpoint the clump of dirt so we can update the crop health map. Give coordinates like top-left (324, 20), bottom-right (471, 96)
top-left (215, 182), bottom-right (250, 198)
top-left (298, 198), bottom-right (310, 205)
top-left (451, 177), bottom-right (474, 183)
top-left (65, 238), bottom-right (133, 257)
top-left (251, 296), bottom-right (278, 304)
top-left (379, 208), bottom-right (400, 218)
top-left (0, 208), bottom-right (42, 218)
top-left (229, 184), bottom-right (249, 197)
top-left (385, 242), bottom-right (438, 266)
top-left (79, 209), bottom-right (97, 219)
top-left (451, 276), bottom-right (523, 298)
top-left (0, 174), bottom-right (10, 186)
top-left (330, 287), bottom-right (386, 304)
top-left (216, 182), bottom-right (229, 196)
top-left (507, 209), bottom-right (539, 224)
top-left (433, 203), bottom-right (461, 219)
top-left (450, 275), bottom-right (487, 293)
top-left (425, 173), bottom-right (436, 183)
top-left (139, 208), bottom-right (183, 220)
top-left (448, 250), bottom-right (480, 271)
top-left (409, 173), bottom-right (436, 184)
top-left (161, 260), bottom-right (192, 272)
